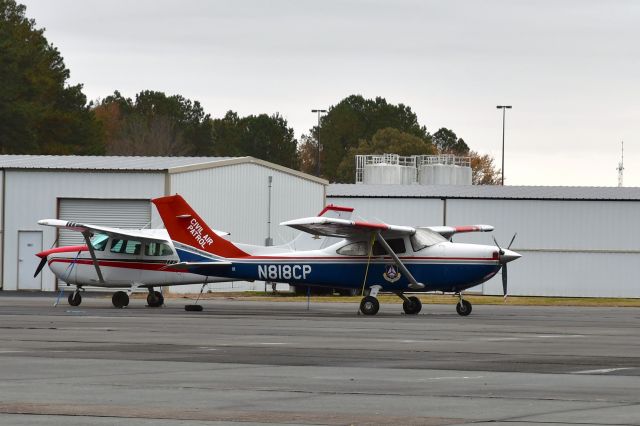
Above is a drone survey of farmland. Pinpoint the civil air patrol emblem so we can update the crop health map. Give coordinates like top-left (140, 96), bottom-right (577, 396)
top-left (383, 264), bottom-right (401, 283)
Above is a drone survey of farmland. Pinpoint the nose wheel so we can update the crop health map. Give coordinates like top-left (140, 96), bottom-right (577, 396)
top-left (456, 296), bottom-right (472, 316)
top-left (67, 290), bottom-right (82, 307)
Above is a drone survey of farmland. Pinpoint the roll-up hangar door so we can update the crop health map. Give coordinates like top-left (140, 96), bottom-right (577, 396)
top-left (58, 199), bottom-right (151, 246)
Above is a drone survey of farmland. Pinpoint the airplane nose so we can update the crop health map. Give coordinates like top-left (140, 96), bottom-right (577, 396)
top-left (501, 249), bottom-right (521, 263)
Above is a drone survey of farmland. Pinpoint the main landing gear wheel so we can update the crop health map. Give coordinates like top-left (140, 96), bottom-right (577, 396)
top-left (360, 296), bottom-right (380, 316)
top-left (185, 304), bottom-right (203, 312)
top-left (68, 292), bottom-right (82, 307)
top-left (402, 296), bottom-right (422, 315)
top-left (456, 299), bottom-right (472, 316)
top-left (112, 291), bottom-right (129, 309)
top-left (146, 290), bottom-right (164, 308)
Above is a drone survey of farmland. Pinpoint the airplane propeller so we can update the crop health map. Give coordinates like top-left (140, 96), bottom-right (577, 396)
top-left (492, 233), bottom-right (517, 298)
top-left (34, 257), bottom-right (47, 278)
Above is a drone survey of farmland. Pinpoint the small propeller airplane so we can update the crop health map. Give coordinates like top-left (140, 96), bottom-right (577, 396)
top-left (152, 194), bottom-right (522, 316)
top-left (35, 205), bottom-right (354, 309)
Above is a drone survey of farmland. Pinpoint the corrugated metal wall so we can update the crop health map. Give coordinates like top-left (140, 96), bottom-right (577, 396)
top-left (171, 164), bottom-right (325, 246)
top-left (3, 170), bottom-right (165, 291)
top-left (328, 197), bottom-right (444, 227)
top-left (328, 195), bottom-right (640, 298)
top-left (58, 199), bottom-right (152, 246)
top-left (447, 199), bottom-right (640, 297)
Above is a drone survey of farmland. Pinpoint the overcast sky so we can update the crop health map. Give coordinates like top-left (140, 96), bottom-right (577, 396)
top-left (21, 0), bottom-right (640, 186)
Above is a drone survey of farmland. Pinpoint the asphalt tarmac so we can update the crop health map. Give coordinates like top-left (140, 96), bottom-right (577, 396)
top-left (0, 293), bottom-right (638, 425)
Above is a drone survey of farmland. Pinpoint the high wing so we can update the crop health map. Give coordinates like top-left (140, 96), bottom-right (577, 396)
top-left (38, 219), bottom-right (169, 244)
top-left (426, 225), bottom-right (494, 239)
top-left (38, 219), bottom-right (230, 243)
top-left (280, 217), bottom-right (415, 239)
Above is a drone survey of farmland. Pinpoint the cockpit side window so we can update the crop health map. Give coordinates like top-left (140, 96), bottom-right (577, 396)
top-left (145, 242), bottom-right (174, 257)
top-left (90, 234), bottom-right (109, 251)
top-left (410, 228), bottom-right (447, 252)
top-left (336, 241), bottom-right (369, 256)
top-left (336, 238), bottom-right (407, 256)
top-left (372, 238), bottom-right (406, 255)
top-left (110, 239), bottom-right (142, 255)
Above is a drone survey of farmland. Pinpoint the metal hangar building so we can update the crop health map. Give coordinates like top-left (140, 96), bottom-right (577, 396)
top-left (328, 184), bottom-right (640, 298)
top-left (0, 155), bottom-right (327, 292)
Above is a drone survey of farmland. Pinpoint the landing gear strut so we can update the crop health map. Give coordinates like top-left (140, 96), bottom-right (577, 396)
top-left (112, 291), bottom-right (129, 309)
top-left (146, 288), bottom-right (164, 308)
top-left (456, 293), bottom-right (472, 316)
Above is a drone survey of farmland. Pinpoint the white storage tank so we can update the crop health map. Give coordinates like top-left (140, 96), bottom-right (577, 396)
top-left (363, 163), bottom-right (415, 185)
top-left (418, 164), bottom-right (472, 185)
top-left (457, 165), bottom-right (472, 185)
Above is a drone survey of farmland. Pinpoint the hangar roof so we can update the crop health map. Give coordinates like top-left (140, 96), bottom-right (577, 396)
top-left (0, 155), bottom-right (327, 184)
top-left (328, 184), bottom-right (640, 201)
top-left (0, 155), bottom-right (230, 171)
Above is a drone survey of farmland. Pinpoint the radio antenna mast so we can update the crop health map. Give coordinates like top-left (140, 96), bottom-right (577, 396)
top-left (617, 141), bottom-right (624, 187)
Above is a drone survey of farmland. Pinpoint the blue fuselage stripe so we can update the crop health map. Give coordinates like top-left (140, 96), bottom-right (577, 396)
top-left (176, 248), bottom-right (500, 292)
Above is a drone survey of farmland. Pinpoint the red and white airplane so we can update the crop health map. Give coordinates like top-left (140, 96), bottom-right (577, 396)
top-left (152, 194), bottom-right (521, 316)
top-left (35, 205), bottom-right (354, 308)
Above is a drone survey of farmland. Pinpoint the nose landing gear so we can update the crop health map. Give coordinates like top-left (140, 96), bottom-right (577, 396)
top-left (456, 293), bottom-right (472, 316)
top-left (67, 288), bottom-right (82, 306)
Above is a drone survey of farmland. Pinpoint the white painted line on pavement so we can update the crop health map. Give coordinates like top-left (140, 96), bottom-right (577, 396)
top-left (572, 367), bottom-right (632, 374)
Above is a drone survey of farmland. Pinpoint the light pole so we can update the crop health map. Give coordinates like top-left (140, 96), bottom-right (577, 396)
top-left (496, 105), bottom-right (512, 185)
top-left (311, 109), bottom-right (327, 177)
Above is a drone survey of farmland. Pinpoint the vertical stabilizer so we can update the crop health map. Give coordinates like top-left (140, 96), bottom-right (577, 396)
top-left (152, 195), bottom-right (248, 258)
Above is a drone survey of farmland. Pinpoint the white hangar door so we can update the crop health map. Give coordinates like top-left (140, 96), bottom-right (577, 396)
top-left (58, 199), bottom-right (151, 247)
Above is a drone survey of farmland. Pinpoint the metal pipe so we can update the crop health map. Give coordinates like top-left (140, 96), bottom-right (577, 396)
top-left (265, 176), bottom-right (273, 246)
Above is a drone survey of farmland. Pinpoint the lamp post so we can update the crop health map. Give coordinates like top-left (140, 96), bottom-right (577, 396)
top-left (311, 109), bottom-right (327, 177)
top-left (496, 105), bottom-right (512, 185)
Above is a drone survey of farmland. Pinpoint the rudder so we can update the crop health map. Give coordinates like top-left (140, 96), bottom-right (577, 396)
top-left (152, 194), bottom-right (247, 258)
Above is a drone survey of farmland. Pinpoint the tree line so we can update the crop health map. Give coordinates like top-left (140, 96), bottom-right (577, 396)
top-left (0, 0), bottom-right (499, 184)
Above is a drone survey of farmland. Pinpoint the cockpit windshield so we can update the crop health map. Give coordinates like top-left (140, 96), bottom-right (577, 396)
top-left (90, 233), bottom-right (109, 251)
top-left (410, 228), bottom-right (447, 251)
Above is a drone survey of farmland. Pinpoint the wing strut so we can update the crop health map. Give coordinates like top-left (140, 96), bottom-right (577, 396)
top-left (375, 231), bottom-right (425, 290)
top-left (82, 232), bottom-right (105, 284)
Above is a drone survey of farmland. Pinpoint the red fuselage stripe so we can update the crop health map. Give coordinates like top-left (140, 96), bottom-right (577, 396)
top-left (49, 258), bottom-right (183, 273)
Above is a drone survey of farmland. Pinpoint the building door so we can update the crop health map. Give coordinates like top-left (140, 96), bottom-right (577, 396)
top-left (18, 231), bottom-right (43, 290)
top-left (58, 199), bottom-right (151, 246)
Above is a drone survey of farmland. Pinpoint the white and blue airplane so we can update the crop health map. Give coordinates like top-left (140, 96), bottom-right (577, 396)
top-left (153, 194), bottom-right (521, 316)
